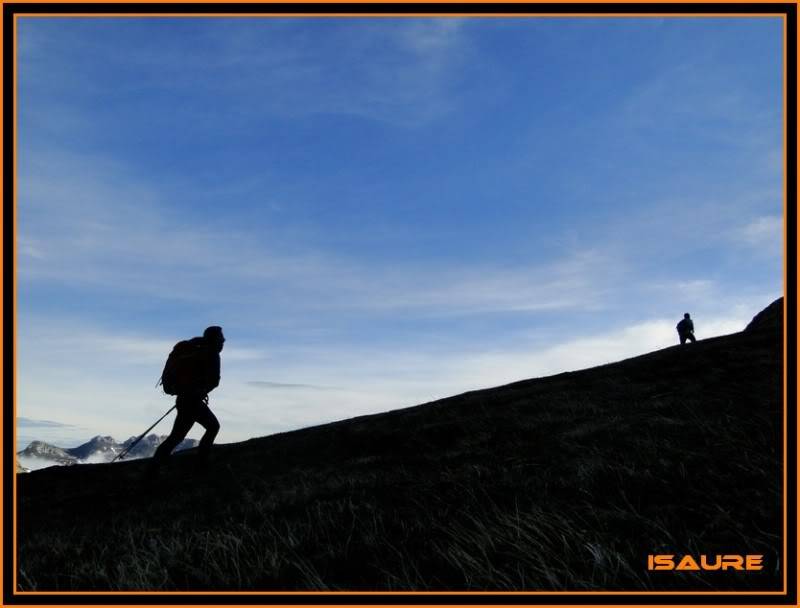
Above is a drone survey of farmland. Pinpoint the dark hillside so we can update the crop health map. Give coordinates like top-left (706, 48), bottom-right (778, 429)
top-left (17, 300), bottom-right (785, 592)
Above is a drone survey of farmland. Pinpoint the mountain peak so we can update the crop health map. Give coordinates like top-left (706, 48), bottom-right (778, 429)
top-left (18, 435), bottom-right (198, 470)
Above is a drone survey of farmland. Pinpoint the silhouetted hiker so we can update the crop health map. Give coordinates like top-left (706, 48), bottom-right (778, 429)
top-left (677, 313), bottom-right (696, 344)
top-left (147, 326), bottom-right (224, 476)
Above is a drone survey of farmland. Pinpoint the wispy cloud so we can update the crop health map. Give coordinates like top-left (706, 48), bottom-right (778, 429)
top-left (247, 381), bottom-right (339, 391)
top-left (230, 18), bottom-right (471, 126)
top-left (18, 137), bottom-right (780, 382)
top-left (17, 417), bottom-right (76, 429)
top-left (736, 215), bottom-right (783, 253)
top-left (618, 51), bottom-right (780, 139)
top-left (19, 143), bottom-right (619, 319)
top-left (20, 18), bottom-right (471, 129)
top-left (20, 317), bottom-right (266, 366)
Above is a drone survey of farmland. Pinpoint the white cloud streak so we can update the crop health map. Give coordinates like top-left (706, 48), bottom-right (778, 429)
top-left (19, 144), bottom-right (619, 318)
top-left (21, 18), bottom-right (471, 129)
top-left (737, 215), bottom-right (783, 252)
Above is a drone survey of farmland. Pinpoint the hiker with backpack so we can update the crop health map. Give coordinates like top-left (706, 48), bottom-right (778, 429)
top-left (147, 326), bottom-right (225, 475)
top-left (676, 313), bottom-right (696, 345)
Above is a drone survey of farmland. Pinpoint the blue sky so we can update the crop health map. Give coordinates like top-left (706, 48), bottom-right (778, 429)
top-left (17, 16), bottom-right (784, 449)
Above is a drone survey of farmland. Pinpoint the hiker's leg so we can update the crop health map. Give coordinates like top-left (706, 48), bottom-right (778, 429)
top-left (679, 333), bottom-right (687, 345)
top-left (195, 401), bottom-right (220, 457)
top-left (688, 333), bottom-right (696, 343)
top-left (151, 401), bottom-right (195, 465)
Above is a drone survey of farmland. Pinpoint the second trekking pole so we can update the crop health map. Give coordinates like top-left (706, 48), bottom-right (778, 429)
top-left (112, 405), bottom-right (176, 463)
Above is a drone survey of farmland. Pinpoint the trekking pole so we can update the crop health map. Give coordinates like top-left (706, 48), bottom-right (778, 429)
top-left (112, 405), bottom-right (176, 463)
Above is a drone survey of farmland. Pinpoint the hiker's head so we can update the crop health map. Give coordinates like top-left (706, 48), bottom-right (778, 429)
top-left (684, 313), bottom-right (691, 319)
top-left (204, 326), bottom-right (225, 352)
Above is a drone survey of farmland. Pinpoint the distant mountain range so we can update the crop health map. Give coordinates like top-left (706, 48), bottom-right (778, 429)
top-left (17, 434), bottom-right (198, 471)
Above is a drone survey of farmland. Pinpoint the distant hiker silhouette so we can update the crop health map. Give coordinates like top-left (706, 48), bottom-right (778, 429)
top-left (676, 313), bottom-right (696, 344)
top-left (147, 326), bottom-right (224, 474)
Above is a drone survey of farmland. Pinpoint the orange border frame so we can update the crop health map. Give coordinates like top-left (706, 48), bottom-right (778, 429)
top-left (2, 1), bottom-right (795, 605)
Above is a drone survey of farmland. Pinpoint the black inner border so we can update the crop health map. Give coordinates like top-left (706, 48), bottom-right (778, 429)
top-left (3, 1), bottom-right (797, 605)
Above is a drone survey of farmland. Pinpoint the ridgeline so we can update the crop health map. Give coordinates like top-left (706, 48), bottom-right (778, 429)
top-left (17, 299), bottom-right (785, 592)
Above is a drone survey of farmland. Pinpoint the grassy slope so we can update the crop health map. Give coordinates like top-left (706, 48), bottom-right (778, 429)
top-left (17, 319), bottom-right (783, 592)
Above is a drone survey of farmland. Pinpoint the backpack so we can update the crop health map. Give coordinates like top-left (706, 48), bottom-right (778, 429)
top-left (158, 338), bottom-right (209, 395)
